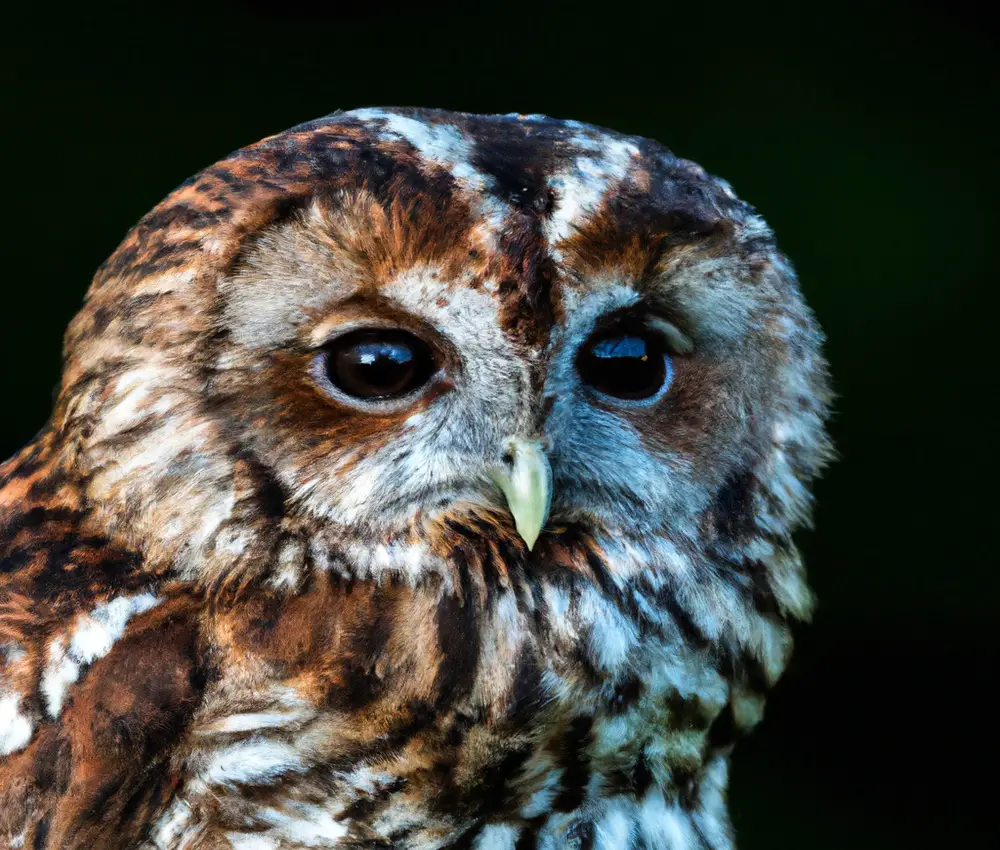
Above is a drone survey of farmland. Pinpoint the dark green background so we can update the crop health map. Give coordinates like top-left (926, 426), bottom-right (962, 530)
top-left (4, 1), bottom-right (995, 846)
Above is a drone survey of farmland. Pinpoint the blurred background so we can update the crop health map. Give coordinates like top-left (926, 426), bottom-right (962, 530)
top-left (3, 1), bottom-right (995, 846)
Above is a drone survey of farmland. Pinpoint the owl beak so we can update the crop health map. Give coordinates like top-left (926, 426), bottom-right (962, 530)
top-left (489, 437), bottom-right (553, 551)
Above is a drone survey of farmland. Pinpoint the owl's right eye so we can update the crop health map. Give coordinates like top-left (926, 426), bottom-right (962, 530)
top-left (322, 329), bottom-right (436, 401)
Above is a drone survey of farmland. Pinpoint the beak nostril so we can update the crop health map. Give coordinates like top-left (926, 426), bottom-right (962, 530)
top-left (542, 393), bottom-right (556, 418)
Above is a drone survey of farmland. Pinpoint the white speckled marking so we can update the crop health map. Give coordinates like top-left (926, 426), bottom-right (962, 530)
top-left (0, 692), bottom-right (33, 756)
top-left (40, 592), bottom-right (162, 718)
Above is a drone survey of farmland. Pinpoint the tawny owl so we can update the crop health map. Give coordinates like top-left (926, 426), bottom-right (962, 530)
top-left (0, 108), bottom-right (831, 850)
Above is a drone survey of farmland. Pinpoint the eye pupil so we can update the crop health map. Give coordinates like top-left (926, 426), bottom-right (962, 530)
top-left (579, 331), bottom-right (671, 401)
top-left (326, 330), bottom-right (433, 400)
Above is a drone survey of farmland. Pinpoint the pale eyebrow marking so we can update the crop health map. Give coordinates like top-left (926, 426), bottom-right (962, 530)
top-left (648, 317), bottom-right (695, 354)
top-left (543, 136), bottom-right (640, 256)
top-left (348, 109), bottom-right (507, 229)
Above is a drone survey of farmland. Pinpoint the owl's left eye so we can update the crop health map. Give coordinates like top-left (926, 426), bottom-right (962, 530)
top-left (322, 329), bottom-right (436, 400)
top-left (577, 325), bottom-right (678, 402)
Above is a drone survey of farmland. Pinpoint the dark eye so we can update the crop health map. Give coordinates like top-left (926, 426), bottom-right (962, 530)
top-left (324, 329), bottom-right (435, 400)
top-left (578, 330), bottom-right (673, 401)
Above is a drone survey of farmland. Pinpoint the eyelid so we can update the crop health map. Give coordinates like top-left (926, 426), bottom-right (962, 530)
top-left (647, 317), bottom-right (694, 354)
top-left (309, 317), bottom-right (407, 351)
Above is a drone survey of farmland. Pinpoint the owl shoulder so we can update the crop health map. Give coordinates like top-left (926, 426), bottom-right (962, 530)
top-left (1, 431), bottom-right (208, 848)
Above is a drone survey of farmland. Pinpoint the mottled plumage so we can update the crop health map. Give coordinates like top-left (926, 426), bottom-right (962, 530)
top-left (0, 108), bottom-right (831, 849)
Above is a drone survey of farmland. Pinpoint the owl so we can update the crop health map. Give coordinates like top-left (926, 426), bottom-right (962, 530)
top-left (0, 108), bottom-right (831, 850)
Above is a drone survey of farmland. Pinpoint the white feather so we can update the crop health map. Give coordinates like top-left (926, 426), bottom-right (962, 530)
top-left (473, 824), bottom-right (520, 850)
top-left (0, 693), bottom-right (33, 756)
top-left (203, 739), bottom-right (307, 788)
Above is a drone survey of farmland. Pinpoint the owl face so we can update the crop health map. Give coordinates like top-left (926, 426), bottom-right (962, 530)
top-left (59, 108), bottom-right (828, 594)
top-left (216, 195), bottom-right (771, 551)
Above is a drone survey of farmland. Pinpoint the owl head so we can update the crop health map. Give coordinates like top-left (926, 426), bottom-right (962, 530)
top-left (55, 108), bottom-right (830, 615)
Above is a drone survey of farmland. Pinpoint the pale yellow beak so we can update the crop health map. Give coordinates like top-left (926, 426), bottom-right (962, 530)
top-left (489, 437), bottom-right (553, 551)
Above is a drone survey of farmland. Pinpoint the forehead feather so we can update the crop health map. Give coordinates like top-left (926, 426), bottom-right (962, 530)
top-left (68, 108), bottom-right (770, 373)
